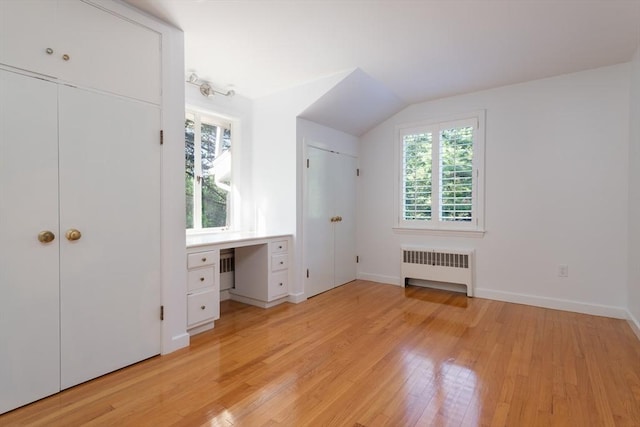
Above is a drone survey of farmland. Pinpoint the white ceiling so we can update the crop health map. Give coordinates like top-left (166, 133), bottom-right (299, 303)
top-left (124, 0), bottom-right (640, 104)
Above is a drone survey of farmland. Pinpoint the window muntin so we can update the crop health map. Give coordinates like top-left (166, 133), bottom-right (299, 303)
top-left (398, 113), bottom-right (484, 232)
top-left (185, 110), bottom-right (231, 231)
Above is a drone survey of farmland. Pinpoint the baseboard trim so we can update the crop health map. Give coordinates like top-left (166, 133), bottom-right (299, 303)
top-left (162, 332), bottom-right (190, 354)
top-left (627, 310), bottom-right (640, 341)
top-left (474, 288), bottom-right (627, 319)
top-left (357, 272), bottom-right (400, 286)
top-left (288, 292), bottom-right (306, 304)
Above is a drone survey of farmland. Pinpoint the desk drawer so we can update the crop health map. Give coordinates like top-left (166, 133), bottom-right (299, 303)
top-left (271, 254), bottom-right (288, 271)
top-left (187, 289), bottom-right (218, 326)
top-left (271, 240), bottom-right (288, 254)
top-left (187, 267), bottom-right (214, 292)
top-left (269, 270), bottom-right (288, 300)
top-left (188, 250), bottom-right (217, 268)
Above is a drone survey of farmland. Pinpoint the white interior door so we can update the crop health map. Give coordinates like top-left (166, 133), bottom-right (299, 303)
top-left (305, 147), bottom-right (335, 297)
top-left (58, 85), bottom-right (161, 389)
top-left (305, 147), bottom-right (357, 298)
top-left (333, 153), bottom-right (357, 287)
top-left (0, 70), bottom-right (60, 413)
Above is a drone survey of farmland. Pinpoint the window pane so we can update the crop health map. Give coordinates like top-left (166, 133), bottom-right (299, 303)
top-left (185, 114), bottom-right (195, 229)
top-left (440, 126), bottom-right (473, 222)
top-left (200, 119), bottom-right (230, 229)
top-left (403, 132), bottom-right (432, 220)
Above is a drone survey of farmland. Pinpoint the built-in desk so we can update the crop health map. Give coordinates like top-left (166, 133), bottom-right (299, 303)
top-left (186, 232), bottom-right (292, 335)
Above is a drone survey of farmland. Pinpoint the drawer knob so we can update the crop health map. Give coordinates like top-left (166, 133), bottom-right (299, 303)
top-left (280, 261), bottom-right (284, 265)
top-left (201, 257), bottom-right (207, 262)
top-left (62, 54), bottom-right (70, 61)
top-left (279, 282), bottom-right (283, 286)
top-left (46, 48), bottom-right (53, 55)
top-left (278, 245), bottom-right (282, 249)
top-left (200, 277), bottom-right (205, 281)
top-left (200, 305), bottom-right (206, 310)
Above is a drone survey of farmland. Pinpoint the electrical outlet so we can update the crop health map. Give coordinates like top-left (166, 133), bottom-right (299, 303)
top-left (558, 264), bottom-right (569, 278)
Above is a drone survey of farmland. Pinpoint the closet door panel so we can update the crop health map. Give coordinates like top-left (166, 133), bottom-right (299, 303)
top-left (0, 0), bottom-right (59, 78)
top-left (0, 70), bottom-right (60, 414)
top-left (58, 85), bottom-right (161, 389)
top-left (305, 147), bottom-right (335, 297)
top-left (57, 0), bottom-right (161, 104)
top-left (333, 153), bottom-right (357, 287)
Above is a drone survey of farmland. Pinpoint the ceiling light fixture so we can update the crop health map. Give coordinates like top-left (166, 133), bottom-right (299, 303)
top-left (186, 72), bottom-right (235, 98)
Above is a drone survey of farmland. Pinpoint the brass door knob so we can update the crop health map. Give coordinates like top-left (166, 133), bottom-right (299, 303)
top-left (65, 229), bottom-right (82, 241)
top-left (38, 231), bottom-right (55, 243)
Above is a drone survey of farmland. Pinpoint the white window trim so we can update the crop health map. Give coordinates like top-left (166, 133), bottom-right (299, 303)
top-left (185, 108), bottom-right (233, 234)
top-left (393, 110), bottom-right (485, 236)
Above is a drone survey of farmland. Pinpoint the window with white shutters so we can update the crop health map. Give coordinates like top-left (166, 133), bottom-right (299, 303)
top-left (397, 112), bottom-right (485, 233)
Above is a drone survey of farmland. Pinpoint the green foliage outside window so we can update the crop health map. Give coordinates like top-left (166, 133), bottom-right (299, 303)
top-left (185, 115), bottom-right (231, 230)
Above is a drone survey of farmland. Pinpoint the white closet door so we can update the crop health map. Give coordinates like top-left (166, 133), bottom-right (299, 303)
top-left (0, 70), bottom-right (60, 413)
top-left (305, 147), bottom-right (357, 298)
top-left (0, 0), bottom-right (59, 78)
top-left (305, 147), bottom-right (335, 297)
top-left (333, 153), bottom-right (357, 287)
top-left (58, 85), bottom-right (161, 389)
top-left (57, 0), bottom-right (161, 104)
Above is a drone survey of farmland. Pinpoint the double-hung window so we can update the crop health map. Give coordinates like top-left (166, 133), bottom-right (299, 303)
top-left (397, 111), bottom-right (485, 234)
top-left (185, 110), bottom-right (232, 231)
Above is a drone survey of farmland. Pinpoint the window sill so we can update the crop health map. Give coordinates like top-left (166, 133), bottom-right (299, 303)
top-left (392, 227), bottom-right (485, 238)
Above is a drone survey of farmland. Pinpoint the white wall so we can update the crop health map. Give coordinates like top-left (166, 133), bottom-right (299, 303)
top-left (628, 48), bottom-right (640, 334)
top-left (358, 64), bottom-right (631, 318)
top-left (295, 118), bottom-right (359, 299)
top-left (186, 84), bottom-right (254, 231)
top-left (251, 72), bottom-right (349, 235)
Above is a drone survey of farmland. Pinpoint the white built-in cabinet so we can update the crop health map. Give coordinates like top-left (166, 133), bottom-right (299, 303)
top-left (0, 0), bottom-right (163, 414)
top-left (233, 238), bottom-right (291, 304)
top-left (305, 147), bottom-right (357, 297)
top-left (0, 0), bottom-right (161, 104)
top-left (186, 250), bottom-right (220, 332)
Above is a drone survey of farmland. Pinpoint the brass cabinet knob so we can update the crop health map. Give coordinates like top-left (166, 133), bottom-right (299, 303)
top-left (337, 216), bottom-right (342, 222)
top-left (201, 257), bottom-right (207, 262)
top-left (200, 277), bottom-right (205, 282)
top-left (65, 229), bottom-right (82, 241)
top-left (38, 230), bottom-right (55, 243)
top-left (62, 54), bottom-right (70, 61)
top-left (200, 305), bottom-right (206, 310)
top-left (46, 48), bottom-right (54, 55)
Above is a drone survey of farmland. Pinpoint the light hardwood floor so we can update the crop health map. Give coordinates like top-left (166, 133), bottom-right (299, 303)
top-left (2, 280), bottom-right (640, 426)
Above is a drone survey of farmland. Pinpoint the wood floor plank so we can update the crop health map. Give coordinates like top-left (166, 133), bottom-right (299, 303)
top-left (2, 280), bottom-right (640, 426)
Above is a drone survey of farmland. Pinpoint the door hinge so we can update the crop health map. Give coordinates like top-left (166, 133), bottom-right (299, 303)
top-left (306, 158), bottom-right (309, 168)
top-left (357, 168), bottom-right (360, 176)
top-left (160, 130), bottom-right (164, 145)
top-left (160, 305), bottom-right (164, 321)
top-left (356, 255), bottom-right (359, 263)
top-left (306, 269), bottom-right (309, 278)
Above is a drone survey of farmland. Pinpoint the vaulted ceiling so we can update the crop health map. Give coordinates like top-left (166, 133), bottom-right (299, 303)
top-left (124, 0), bottom-right (640, 104)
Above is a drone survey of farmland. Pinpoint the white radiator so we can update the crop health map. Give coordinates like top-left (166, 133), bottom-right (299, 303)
top-left (220, 249), bottom-right (234, 291)
top-left (401, 246), bottom-right (474, 296)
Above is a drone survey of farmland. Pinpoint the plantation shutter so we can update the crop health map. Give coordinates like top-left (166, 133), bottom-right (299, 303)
top-left (438, 118), bottom-right (477, 222)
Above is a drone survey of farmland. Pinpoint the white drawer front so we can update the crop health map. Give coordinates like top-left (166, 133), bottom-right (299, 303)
top-left (187, 267), bottom-right (214, 292)
top-left (271, 254), bottom-right (289, 271)
top-left (188, 250), bottom-right (217, 269)
top-left (187, 289), bottom-right (219, 326)
top-left (269, 270), bottom-right (289, 300)
top-left (270, 240), bottom-right (288, 254)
